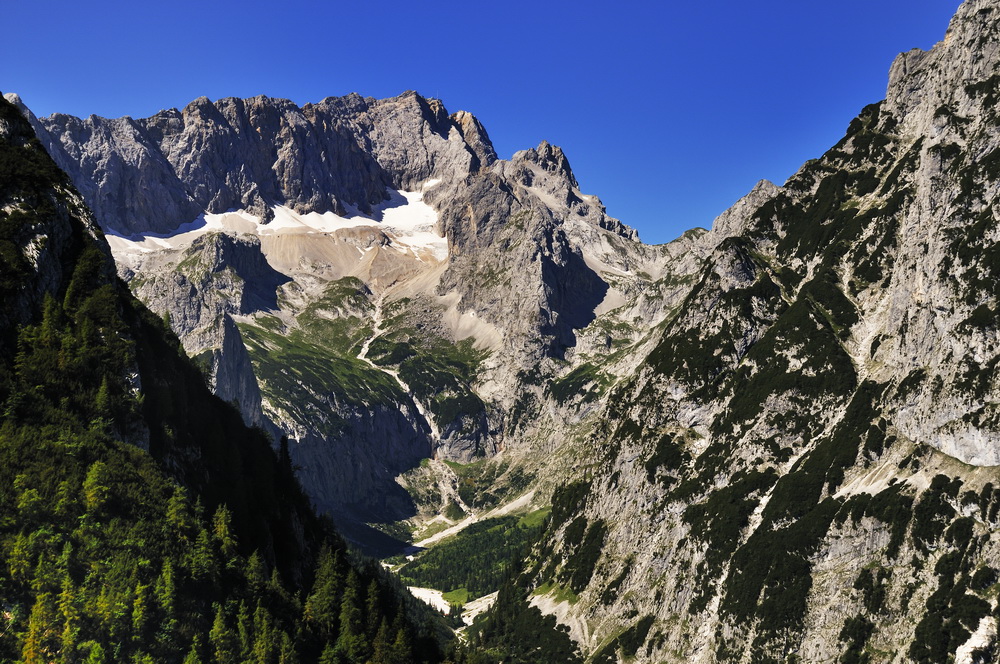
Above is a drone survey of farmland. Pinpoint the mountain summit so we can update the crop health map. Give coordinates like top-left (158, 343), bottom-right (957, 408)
top-left (9, 89), bottom-right (678, 538)
top-left (8, 0), bottom-right (1000, 660)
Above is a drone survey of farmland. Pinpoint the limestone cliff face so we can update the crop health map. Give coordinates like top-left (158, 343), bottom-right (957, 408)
top-left (524, 1), bottom-right (1000, 662)
top-left (19, 88), bottom-right (673, 531)
top-left (28, 91), bottom-right (494, 236)
top-left (21, 6), bottom-right (1000, 659)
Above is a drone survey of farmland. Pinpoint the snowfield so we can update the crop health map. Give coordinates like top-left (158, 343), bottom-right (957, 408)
top-left (106, 183), bottom-right (447, 262)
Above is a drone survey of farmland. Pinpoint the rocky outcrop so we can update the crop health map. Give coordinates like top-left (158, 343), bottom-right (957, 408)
top-left (27, 91), bottom-right (496, 236)
top-left (525, 1), bottom-right (1000, 662)
top-left (17, 86), bottom-right (677, 534)
top-left (118, 232), bottom-right (288, 426)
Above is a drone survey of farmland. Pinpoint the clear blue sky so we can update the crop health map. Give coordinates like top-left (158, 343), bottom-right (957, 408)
top-left (2, 0), bottom-right (962, 244)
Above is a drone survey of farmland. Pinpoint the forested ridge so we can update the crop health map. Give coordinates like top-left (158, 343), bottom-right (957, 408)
top-left (0, 95), bottom-right (447, 664)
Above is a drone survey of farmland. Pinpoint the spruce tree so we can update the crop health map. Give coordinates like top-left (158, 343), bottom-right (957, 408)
top-left (209, 605), bottom-right (238, 664)
top-left (212, 504), bottom-right (238, 563)
top-left (82, 461), bottom-right (110, 513)
top-left (22, 592), bottom-right (56, 664)
top-left (182, 635), bottom-right (203, 664)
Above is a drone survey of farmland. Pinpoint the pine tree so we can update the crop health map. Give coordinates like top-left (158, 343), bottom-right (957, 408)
top-left (82, 461), bottom-right (110, 513)
top-left (365, 579), bottom-right (382, 638)
top-left (166, 486), bottom-right (191, 533)
top-left (9, 530), bottom-right (32, 583)
top-left (335, 570), bottom-right (368, 663)
top-left (209, 606), bottom-right (239, 664)
top-left (182, 635), bottom-right (204, 664)
top-left (251, 602), bottom-right (278, 664)
top-left (246, 551), bottom-right (267, 594)
top-left (389, 626), bottom-right (414, 664)
top-left (17, 487), bottom-right (43, 522)
top-left (278, 631), bottom-right (299, 664)
top-left (22, 592), bottom-right (56, 664)
top-left (53, 480), bottom-right (75, 517)
top-left (154, 560), bottom-right (176, 618)
top-left (212, 504), bottom-right (238, 566)
top-left (131, 582), bottom-right (150, 641)
top-left (189, 526), bottom-right (218, 584)
top-left (58, 575), bottom-right (79, 663)
top-left (317, 643), bottom-right (338, 664)
top-left (40, 293), bottom-right (64, 347)
top-left (236, 600), bottom-right (252, 662)
top-left (269, 568), bottom-right (292, 605)
top-left (95, 375), bottom-right (113, 417)
top-left (304, 546), bottom-right (343, 639)
top-left (372, 620), bottom-right (391, 664)
top-left (84, 641), bottom-right (105, 664)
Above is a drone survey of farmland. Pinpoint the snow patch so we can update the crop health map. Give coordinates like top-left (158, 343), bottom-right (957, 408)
top-left (106, 187), bottom-right (447, 263)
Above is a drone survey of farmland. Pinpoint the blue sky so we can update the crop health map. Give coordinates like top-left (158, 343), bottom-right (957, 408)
top-left (2, 0), bottom-right (962, 244)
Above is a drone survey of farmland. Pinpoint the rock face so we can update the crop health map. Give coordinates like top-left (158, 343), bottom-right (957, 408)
top-left (516, 1), bottom-right (1000, 662)
top-left (15, 88), bottom-right (684, 533)
top-left (25, 91), bottom-right (495, 236)
top-left (15, 0), bottom-right (1000, 658)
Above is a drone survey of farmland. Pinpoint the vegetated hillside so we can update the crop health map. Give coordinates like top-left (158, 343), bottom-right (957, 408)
top-left (0, 95), bottom-right (446, 663)
top-left (490, 0), bottom-right (1000, 662)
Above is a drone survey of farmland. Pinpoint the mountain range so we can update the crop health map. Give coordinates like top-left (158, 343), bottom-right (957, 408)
top-left (5, 0), bottom-right (1000, 661)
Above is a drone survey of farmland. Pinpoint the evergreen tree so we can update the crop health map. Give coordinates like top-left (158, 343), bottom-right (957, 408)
top-left (94, 376), bottom-right (112, 419)
top-left (189, 526), bottom-right (218, 584)
top-left (212, 504), bottom-right (238, 563)
top-left (58, 576), bottom-right (78, 662)
top-left (84, 641), bottom-right (106, 664)
top-left (17, 487), bottom-right (44, 522)
top-left (131, 582), bottom-right (150, 641)
top-left (166, 486), bottom-right (193, 535)
top-left (9, 531), bottom-right (31, 583)
top-left (252, 602), bottom-right (278, 664)
top-left (304, 547), bottom-right (342, 639)
top-left (236, 600), bottom-right (253, 661)
top-left (53, 480), bottom-right (75, 517)
top-left (22, 592), bottom-right (56, 664)
top-left (82, 461), bottom-right (110, 513)
top-left (317, 643), bottom-right (338, 664)
top-left (209, 605), bottom-right (239, 664)
top-left (335, 570), bottom-right (368, 663)
top-left (278, 631), bottom-right (299, 664)
top-left (154, 560), bottom-right (176, 618)
top-left (365, 579), bottom-right (382, 638)
top-left (183, 635), bottom-right (204, 664)
top-left (246, 551), bottom-right (268, 595)
top-left (389, 627), bottom-right (414, 664)
top-left (39, 293), bottom-right (64, 346)
top-left (372, 621), bottom-right (391, 664)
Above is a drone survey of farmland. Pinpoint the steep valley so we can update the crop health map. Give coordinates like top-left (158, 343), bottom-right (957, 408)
top-left (8, 0), bottom-right (1000, 661)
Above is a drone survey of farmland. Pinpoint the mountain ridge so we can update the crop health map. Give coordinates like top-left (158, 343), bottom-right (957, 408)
top-left (0, 93), bottom-right (451, 664)
top-left (7, 87), bottom-right (677, 537)
top-left (8, 0), bottom-right (1000, 660)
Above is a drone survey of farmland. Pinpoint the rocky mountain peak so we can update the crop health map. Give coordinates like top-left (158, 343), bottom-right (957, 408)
top-left (886, 0), bottom-right (1000, 131)
top-left (451, 108), bottom-right (498, 169)
top-left (19, 91), bottom-right (503, 236)
top-left (517, 140), bottom-right (579, 189)
top-left (709, 178), bottom-right (782, 239)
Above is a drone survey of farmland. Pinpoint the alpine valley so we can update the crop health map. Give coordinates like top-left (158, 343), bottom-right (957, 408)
top-left (7, 0), bottom-right (1000, 662)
